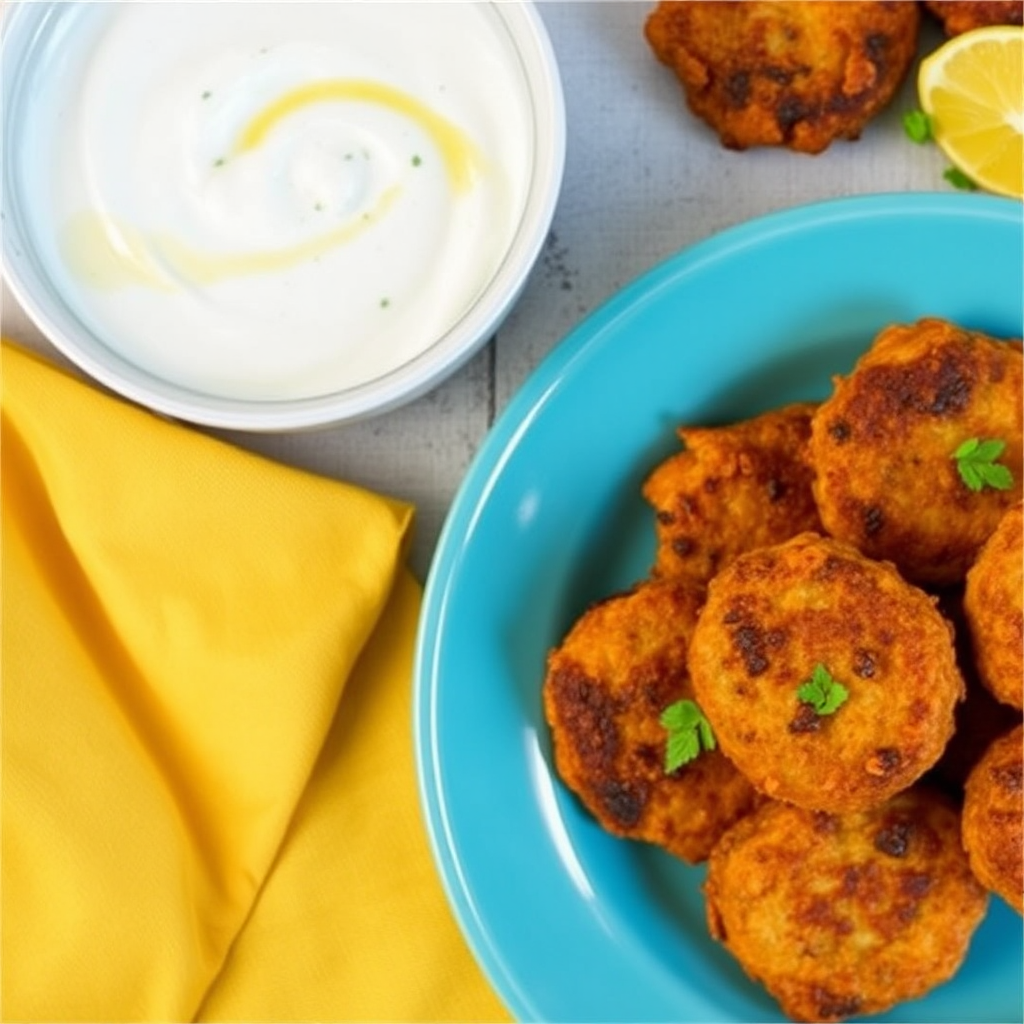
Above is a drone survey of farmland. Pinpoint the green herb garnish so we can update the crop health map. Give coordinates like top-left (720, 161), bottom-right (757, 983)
top-left (901, 110), bottom-right (982, 192)
top-left (902, 109), bottom-right (932, 144)
top-left (797, 663), bottom-right (849, 717)
top-left (943, 166), bottom-right (978, 191)
top-left (412, 154), bottom-right (423, 167)
top-left (660, 699), bottom-right (715, 773)
top-left (952, 437), bottom-right (1014, 492)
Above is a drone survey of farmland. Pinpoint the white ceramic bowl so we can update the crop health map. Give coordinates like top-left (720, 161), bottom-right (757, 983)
top-left (1, 2), bottom-right (565, 431)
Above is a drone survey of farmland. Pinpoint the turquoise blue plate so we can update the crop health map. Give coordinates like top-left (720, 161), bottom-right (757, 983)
top-left (414, 193), bottom-right (1024, 1023)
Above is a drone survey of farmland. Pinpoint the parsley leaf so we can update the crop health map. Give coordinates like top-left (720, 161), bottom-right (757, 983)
top-left (660, 699), bottom-right (715, 773)
top-left (902, 109), bottom-right (932, 144)
top-left (943, 166), bottom-right (978, 191)
top-left (796, 663), bottom-right (849, 717)
top-left (953, 437), bottom-right (1014, 492)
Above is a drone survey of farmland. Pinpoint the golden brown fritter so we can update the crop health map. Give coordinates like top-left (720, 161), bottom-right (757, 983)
top-left (962, 724), bottom-right (1023, 913)
top-left (924, 0), bottom-right (1024, 35)
top-left (543, 577), bottom-right (761, 864)
top-left (808, 318), bottom-right (1024, 586)
top-left (929, 671), bottom-right (1022, 794)
top-left (687, 532), bottom-right (964, 813)
top-left (643, 1), bottom-right (921, 153)
top-left (642, 402), bottom-right (822, 586)
top-left (964, 502), bottom-right (1024, 709)
top-left (927, 584), bottom-right (1022, 792)
top-left (704, 788), bottom-right (989, 1023)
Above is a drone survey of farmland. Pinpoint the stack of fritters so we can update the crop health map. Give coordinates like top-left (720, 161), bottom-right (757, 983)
top-left (543, 316), bottom-right (1023, 1022)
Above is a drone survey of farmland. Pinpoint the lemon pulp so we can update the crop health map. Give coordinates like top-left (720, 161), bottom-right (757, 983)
top-left (918, 26), bottom-right (1024, 199)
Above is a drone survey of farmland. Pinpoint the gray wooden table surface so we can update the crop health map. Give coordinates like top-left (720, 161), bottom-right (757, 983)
top-left (1, 2), bottom-right (955, 582)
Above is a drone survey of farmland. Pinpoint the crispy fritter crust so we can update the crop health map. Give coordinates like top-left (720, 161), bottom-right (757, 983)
top-left (807, 318), bottom-right (1024, 586)
top-left (687, 532), bottom-right (964, 813)
top-left (929, 672), bottom-right (1022, 793)
top-left (643, 1), bottom-right (920, 153)
top-left (962, 724), bottom-right (1024, 913)
top-left (642, 402), bottom-right (822, 585)
top-left (924, 0), bottom-right (1024, 35)
top-left (704, 788), bottom-right (989, 1022)
top-left (927, 584), bottom-right (1023, 793)
top-left (964, 502), bottom-right (1024, 709)
top-left (543, 578), bottom-right (761, 863)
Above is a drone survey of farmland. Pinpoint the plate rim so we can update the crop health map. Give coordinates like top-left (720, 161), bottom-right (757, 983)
top-left (414, 190), bottom-right (1024, 1022)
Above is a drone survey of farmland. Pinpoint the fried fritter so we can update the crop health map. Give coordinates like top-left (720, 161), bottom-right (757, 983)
top-left (929, 670), bottom-right (1022, 794)
top-left (687, 532), bottom-right (964, 813)
top-left (643, 1), bottom-right (920, 153)
top-left (704, 788), bottom-right (989, 1023)
top-left (543, 577), bottom-right (761, 864)
top-left (642, 402), bottom-right (822, 586)
top-left (964, 502), bottom-right (1024, 709)
top-left (924, 0), bottom-right (1024, 35)
top-left (927, 584), bottom-right (1022, 792)
top-left (808, 318), bottom-right (1024, 586)
top-left (962, 723), bottom-right (1023, 913)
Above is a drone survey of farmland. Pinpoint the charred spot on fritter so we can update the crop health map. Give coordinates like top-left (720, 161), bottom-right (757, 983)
top-left (547, 663), bottom-right (621, 771)
top-left (726, 616), bottom-right (786, 677)
top-left (672, 537), bottom-right (695, 557)
top-left (789, 702), bottom-right (823, 734)
top-left (900, 870), bottom-right (933, 899)
top-left (848, 350), bottom-right (976, 427)
top-left (866, 747), bottom-right (903, 778)
top-left (776, 94), bottom-right (811, 136)
top-left (597, 780), bottom-right (646, 828)
top-left (814, 990), bottom-right (864, 1021)
top-left (852, 648), bottom-right (877, 678)
top-left (874, 819), bottom-right (914, 857)
top-left (725, 70), bottom-right (751, 106)
top-left (762, 64), bottom-right (800, 85)
top-left (829, 419), bottom-right (852, 442)
top-left (733, 624), bottom-right (770, 676)
top-left (863, 504), bottom-right (885, 537)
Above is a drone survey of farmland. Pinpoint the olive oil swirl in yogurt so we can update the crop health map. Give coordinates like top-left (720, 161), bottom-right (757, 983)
top-left (47, 4), bottom-right (532, 398)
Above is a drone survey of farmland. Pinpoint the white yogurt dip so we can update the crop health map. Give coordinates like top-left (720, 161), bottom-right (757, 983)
top-left (33, 3), bottom-right (535, 400)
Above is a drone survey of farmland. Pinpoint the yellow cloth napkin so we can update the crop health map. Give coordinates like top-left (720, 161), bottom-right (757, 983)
top-left (1, 341), bottom-right (509, 1023)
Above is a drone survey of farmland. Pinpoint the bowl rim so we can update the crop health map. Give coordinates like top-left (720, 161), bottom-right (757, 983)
top-left (0, 0), bottom-right (566, 431)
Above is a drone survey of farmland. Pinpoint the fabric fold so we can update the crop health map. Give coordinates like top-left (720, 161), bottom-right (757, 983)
top-left (1, 342), bottom-right (417, 1020)
top-left (197, 567), bottom-right (509, 1022)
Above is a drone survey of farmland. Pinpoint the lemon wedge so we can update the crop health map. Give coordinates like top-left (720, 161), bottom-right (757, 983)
top-left (918, 25), bottom-right (1024, 199)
